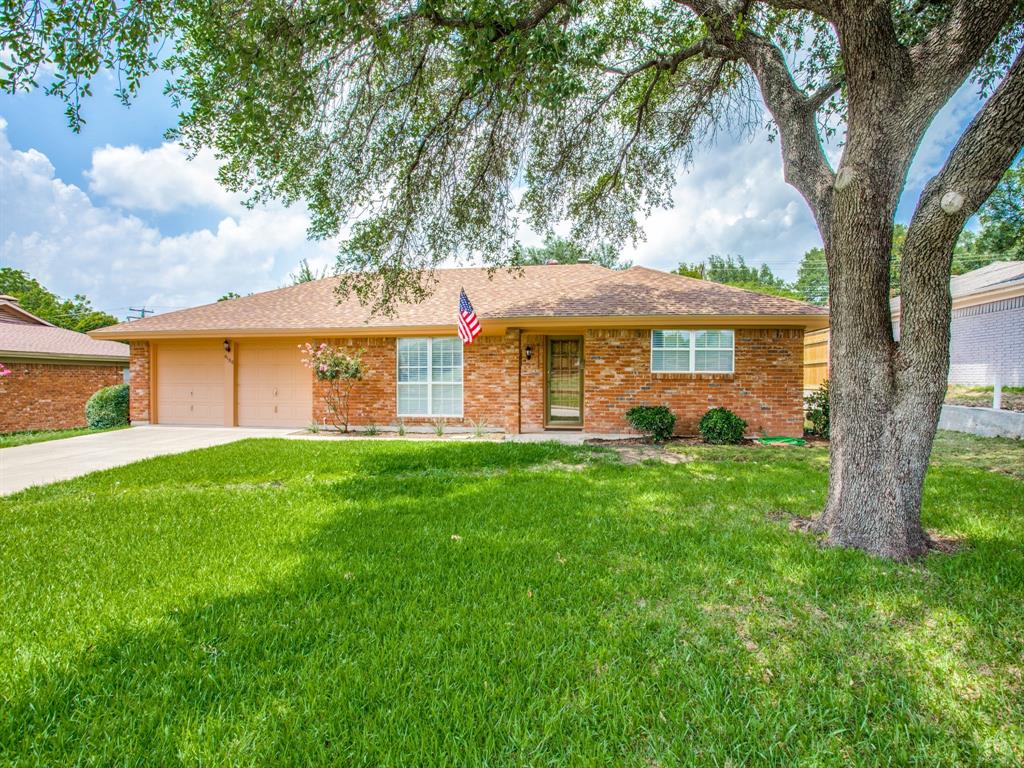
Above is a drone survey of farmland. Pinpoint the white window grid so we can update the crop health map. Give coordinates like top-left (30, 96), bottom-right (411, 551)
top-left (396, 337), bottom-right (464, 417)
top-left (651, 330), bottom-right (734, 373)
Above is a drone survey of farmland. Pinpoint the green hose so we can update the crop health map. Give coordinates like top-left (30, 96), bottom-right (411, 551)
top-left (753, 436), bottom-right (807, 446)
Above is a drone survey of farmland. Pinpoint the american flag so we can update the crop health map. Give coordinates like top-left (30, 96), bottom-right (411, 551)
top-left (457, 288), bottom-right (481, 344)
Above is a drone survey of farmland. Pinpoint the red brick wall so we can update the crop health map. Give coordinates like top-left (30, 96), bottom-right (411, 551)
top-left (520, 333), bottom-right (547, 432)
top-left (124, 328), bottom-right (804, 436)
top-left (0, 360), bottom-right (124, 432)
top-left (129, 341), bottom-right (151, 422)
top-left (583, 328), bottom-right (805, 437)
top-left (312, 333), bottom-right (519, 431)
top-left (312, 337), bottom-right (396, 428)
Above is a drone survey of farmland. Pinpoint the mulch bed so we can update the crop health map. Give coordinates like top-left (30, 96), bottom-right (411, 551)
top-left (586, 435), bottom-right (830, 447)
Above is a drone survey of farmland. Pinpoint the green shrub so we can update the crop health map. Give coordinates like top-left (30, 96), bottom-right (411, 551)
top-left (805, 379), bottom-right (830, 437)
top-left (698, 407), bottom-right (747, 444)
top-left (85, 384), bottom-right (130, 429)
top-left (625, 405), bottom-right (677, 442)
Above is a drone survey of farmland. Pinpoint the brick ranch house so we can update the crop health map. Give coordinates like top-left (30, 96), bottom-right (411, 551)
top-left (90, 265), bottom-right (829, 437)
top-left (0, 294), bottom-right (129, 432)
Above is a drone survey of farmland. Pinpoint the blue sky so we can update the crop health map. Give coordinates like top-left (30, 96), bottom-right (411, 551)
top-left (0, 66), bottom-right (987, 320)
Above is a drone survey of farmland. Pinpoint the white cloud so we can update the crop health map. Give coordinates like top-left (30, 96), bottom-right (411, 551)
top-left (508, 129), bottom-right (824, 281)
top-left (0, 119), bottom-right (336, 315)
top-left (622, 132), bottom-right (822, 280)
top-left (86, 142), bottom-right (238, 213)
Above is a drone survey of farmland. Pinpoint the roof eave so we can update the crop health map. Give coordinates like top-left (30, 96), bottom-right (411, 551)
top-left (0, 350), bottom-right (129, 365)
top-left (891, 281), bottom-right (1024, 318)
top-left (89, 312), bottom-right (830, 341)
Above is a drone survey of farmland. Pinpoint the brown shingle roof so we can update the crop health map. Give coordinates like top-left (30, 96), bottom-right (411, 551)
top-left (1, 322), bottom-right (129, 362)
top-left (91, 264), bottom-right (827, 339)
top-left (0, 295), bottom-right (127, 361)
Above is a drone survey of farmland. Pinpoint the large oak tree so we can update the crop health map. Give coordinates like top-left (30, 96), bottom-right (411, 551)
top-left (5, 1), bottom-right (1023, 559)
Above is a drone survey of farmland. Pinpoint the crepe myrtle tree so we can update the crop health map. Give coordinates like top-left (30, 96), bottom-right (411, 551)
top-left (5, 1), bottom-right (1024, 559)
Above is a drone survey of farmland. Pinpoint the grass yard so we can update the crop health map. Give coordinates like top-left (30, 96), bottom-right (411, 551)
top-left (0, 424), bottom-right (128, 449)
top-left (1, 432), bottom-right (1022, 766)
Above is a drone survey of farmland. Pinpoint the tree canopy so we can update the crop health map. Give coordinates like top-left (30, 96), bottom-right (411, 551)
top-left (954, 155), bottom-right (1024, 265)
top-left (0, 268), bottom-right (119, 332)
top-left (515, 235), bottom-right (629, 269)
top-left (7, 1), bottom-right (1018, 314)
top-left (290, 259), bottom-right (331, 285)
top-left (674, 254), bottom-right (800, 299)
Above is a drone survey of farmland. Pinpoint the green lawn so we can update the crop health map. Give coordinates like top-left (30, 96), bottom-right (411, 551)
top-left (1, 433), bottom-right (1021, 766)
top-left (0, 424), bottom-right (128, 448)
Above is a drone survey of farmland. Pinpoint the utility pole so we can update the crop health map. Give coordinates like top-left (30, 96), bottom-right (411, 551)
top-left (127, 306), bottom-right (153, 321)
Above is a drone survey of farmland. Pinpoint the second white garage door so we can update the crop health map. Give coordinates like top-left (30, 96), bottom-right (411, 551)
top-left (237, 341), bottom-right (313, 428)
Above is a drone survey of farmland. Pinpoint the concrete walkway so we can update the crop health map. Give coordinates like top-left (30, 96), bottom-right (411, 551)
top-left (1, 425), bottom-right (295, 496)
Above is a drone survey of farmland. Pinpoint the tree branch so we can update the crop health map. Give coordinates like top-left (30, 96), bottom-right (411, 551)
top-left (677, 0), bottom-right (837, 217)
top-left (403, 0), bottom-right (570, 39)
top-left (730, 32), bottom-right (836, 215)
top-left (755, 0), bottom-right (834, 16)
top-left (910, 0), bottom-right (1019, 97)
top-left (806, 73), bottom-right (844, 113)
top-left (897, 47), bottom-right (1024, 372)
top-left (908, 47), bottom-right (1024, 256)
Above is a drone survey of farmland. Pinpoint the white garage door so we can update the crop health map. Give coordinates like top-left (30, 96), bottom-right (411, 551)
top-left (237, 341), bottom-right (313, 427)
top-left (155, 342), bottom-right (226, 425)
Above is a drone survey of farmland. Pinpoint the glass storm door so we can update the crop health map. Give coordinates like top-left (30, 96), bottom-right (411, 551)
top-left (546, 337), bottom-right (583, 427)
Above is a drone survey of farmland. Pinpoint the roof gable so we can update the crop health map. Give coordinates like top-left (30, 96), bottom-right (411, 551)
top-left (0, 296), bottom-right (56, 327)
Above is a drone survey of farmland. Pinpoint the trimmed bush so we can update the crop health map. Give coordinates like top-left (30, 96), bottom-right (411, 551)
top-left (625, 405), bottom-right (677, 442)
top-left (805, 379), bottom-right (830, 437)
top-left (85, 384), bottom-right (130, 429)
top-left (698, 407), bottom-right (747, 444)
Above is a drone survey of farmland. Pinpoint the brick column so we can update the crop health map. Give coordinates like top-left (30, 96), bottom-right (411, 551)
top-left (129, 341), bottom-right (151, 423)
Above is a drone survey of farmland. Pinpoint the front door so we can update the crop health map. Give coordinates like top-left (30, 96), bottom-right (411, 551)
top-left (546, 337), bottom-right (583, 427)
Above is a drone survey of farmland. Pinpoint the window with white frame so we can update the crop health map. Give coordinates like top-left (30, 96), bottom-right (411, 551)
top-left (651, 329), bottom-right (734, 373)
top-left (397, 337), bottom-right (464, 416)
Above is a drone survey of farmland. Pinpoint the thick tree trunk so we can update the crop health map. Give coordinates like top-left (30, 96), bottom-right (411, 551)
top-left (816, 209), bottom-right (951, 561)
top-left (719, 1), bottom-right (1024, 561)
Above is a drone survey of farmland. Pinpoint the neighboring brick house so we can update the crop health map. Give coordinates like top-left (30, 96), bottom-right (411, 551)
top-left (90, 265), bottom-right (828, 437)
top-left (891, 261), bottom-right (1024, 387)
top-left (0, 295), bottom-right (129, 433)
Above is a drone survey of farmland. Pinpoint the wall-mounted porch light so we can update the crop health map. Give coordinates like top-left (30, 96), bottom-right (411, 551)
top-left (524, 344), bottom-right (533, 361)
top-left (223, 339), bottom-right (231, 353)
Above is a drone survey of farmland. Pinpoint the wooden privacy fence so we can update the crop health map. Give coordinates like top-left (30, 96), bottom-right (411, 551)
top-left (804, 328), bottom-right (829, 390)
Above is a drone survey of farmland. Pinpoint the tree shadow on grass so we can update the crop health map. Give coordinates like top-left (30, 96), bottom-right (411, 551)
top-left (3, 448), bottom-right (1022, 766)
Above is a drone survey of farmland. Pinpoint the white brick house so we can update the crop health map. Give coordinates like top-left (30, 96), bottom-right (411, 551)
top-left (892, 262), bottom-right (1024, 387)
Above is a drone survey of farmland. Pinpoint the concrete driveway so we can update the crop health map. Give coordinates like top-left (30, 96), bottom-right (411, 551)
top-left (1, 425), bottom-right (297, 496)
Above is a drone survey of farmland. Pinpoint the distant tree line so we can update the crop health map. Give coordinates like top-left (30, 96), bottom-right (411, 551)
top-left (685, 158), bottom-right (1023, 306)
top-left (0, 268), bottom-right (118, 332)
